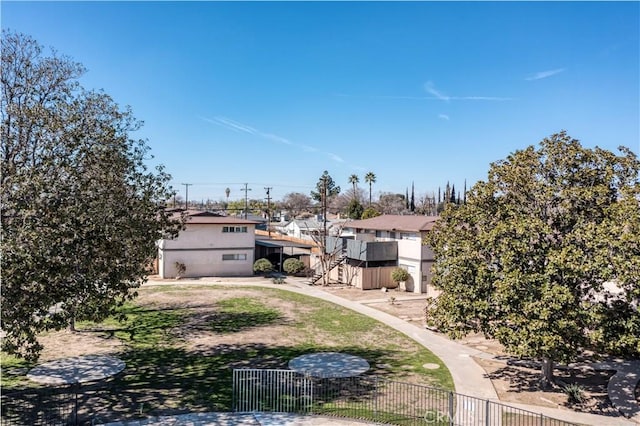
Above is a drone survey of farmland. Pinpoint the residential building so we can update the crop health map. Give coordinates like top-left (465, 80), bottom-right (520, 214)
top-left (276, 216), bottom-right (346, 242)
top-left (158, 211), bottom-right (259, 278)
top-left (320, 215), bottom-right (439, 295)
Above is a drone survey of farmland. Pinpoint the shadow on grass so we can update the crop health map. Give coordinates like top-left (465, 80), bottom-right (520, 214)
top-left (75, 304), bottom-right (185, 345)
top-left (210, 310), bottom-right (284, 334)
top-left (210, 297), bottom-right (286, 334)
top-left (72, 343), bottom-right (399, 423)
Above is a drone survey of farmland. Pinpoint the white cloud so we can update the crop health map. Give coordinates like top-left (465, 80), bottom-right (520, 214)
top-left (328, 153), bottom-right (344, 163)
top-left (202, 116), bottom-right (345, 164)
top-left (211, 116), bottom-right (258, 135)
top-left (424, 81), bottom-right (450, 101)
top-left (525, 68), bottom-right (566, 81)
top-left (351, 89), bottom-right (512, 102)
top-left (438, 114), bottom-right (450, 121)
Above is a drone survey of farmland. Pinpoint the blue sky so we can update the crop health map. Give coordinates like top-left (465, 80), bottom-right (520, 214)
top-left (3, 1), bottom-right (639, 203)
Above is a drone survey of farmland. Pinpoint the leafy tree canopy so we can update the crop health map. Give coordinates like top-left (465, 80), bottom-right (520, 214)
top-left (346, 198), bottom-right (364, 220)
top-left (361, 207), bottom-right (382, 220)
top-left (0, 31), bottom-right (183, 360)
top-left (426, 131), bottom-right (640, 386)
top-left (310, 170), bottom-right (340, 202)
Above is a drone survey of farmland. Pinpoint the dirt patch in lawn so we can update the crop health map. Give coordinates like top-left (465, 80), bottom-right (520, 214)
top-left (38, 329), bottom-right (124, 362)
top-left (474, 357), bottom-right (619, 416)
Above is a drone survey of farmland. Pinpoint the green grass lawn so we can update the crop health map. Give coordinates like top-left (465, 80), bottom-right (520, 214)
top-left (1, 285), bottom-right (453, 421)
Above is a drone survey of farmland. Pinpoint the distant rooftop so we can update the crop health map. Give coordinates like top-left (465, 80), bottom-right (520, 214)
top-left (345, 215), bottom-right (439, 232)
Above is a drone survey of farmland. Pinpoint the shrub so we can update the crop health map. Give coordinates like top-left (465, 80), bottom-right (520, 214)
top-left (253, 258), bottom-right (273, 274)
top-left (174, 262), bottom-right (186, 279)
top-left (391, 267), bottom-right (410, 284)
top-left (563, 383), bottom-right (586, 405)
top-left (283, 258), bottom-right (305, 275)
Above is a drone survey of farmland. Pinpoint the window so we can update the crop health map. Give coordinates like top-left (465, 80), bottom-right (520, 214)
top-left (222, 226), bottom-right (248, 233)
top-left (222, 253), bottom-right (247, 261)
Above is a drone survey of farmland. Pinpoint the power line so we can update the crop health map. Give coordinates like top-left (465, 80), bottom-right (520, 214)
top-left (264, 187), bottom-right (272, 237)
top-left (181, 183), bottom-right (192, 209)
top-left (241, 183), bottom-right (252, 219)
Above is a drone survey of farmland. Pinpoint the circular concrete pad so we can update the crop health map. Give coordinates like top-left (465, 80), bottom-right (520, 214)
top-left (28, 354), bottom-right (125, 385)
top-left (289, 352), bottom-right (370, 378)
top-left (422, 363), bottom-right (440, 370)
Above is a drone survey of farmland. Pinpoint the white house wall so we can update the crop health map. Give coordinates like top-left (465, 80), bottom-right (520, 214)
top-left (161, 248), bottom-right (254, 278)
top-left (394, 238), bottom-right (420, 293)
top-left (159, 223), bottom-right (255, 278)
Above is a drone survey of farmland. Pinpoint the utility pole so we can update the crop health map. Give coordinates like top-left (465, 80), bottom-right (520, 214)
top-left (264, 187), bottom-right (272, 237)
top-left (181, 183), bottom-right (192, 210)
top-left (241, 183), bottom-right (252, 219)
top-left (322, 176), bottom-right (328, 253)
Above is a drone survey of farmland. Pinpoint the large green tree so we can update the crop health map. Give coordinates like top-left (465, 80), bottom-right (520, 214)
top-left (1, 31), bottom-right (183, 360)
top-left (346, 198), bottom-right (364, 220)
top-left (310, 170), bottom-right (341, 203)
top-left (426, 131), bottom-right (640, 387)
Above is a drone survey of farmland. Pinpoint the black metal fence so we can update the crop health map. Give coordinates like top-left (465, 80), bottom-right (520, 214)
top-left (1, 385), bottom-right (79, 426)
top-left (1, 369), bottom-right (584, 426)
top-left (0, 379), bottom-right (118, 426)
top-left (232, 369), bottom-right (580, 426)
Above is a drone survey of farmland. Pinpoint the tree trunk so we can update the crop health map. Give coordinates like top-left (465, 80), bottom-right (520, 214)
top-left (539, 357), bottom-right (555, 389)
top-left (69, 316), bottom-right (76, 332)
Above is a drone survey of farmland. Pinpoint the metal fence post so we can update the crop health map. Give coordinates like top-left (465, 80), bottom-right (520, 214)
top-left (485, 399), bottom-right (490, 426)
top-left (448, 391), bottom-right (454, 426)
top-left (373, 376), bottom-right (378, 419)
top-left (74, 384), bottom-right (79, 426)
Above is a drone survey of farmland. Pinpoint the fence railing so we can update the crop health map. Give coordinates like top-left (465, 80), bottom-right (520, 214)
top-left (0, 379), bottom-right (118, 426)
top-left (0, 369), bottom-right (583, 426)
top-left (232, 369), bottom-right (580, 426)
top-left (1, 385), bottom-right (79, 426)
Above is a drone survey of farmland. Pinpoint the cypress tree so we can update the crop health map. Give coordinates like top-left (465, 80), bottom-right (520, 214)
top-left (410, 181), bottom-right (415, 212)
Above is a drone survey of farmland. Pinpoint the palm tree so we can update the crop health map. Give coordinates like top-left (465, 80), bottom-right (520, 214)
top-left (225, 187), bottom-right (230, 208)
top-left (348, 174), bottom-right (359, 200)
top-left (364, 172), bottom-right (376, 206)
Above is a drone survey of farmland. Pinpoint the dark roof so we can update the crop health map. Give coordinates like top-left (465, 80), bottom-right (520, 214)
top-left (345, 215), bottom-right (439, 232)
top-left (186, 216), bottom-right (259, 225)
top-left (255, 238), bottom-right (314, 249)
top-left (171, 210), bottom-right (259, 225)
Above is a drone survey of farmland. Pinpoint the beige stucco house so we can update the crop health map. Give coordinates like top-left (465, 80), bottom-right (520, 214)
top-left (158, 211), bottom-right (259, 278)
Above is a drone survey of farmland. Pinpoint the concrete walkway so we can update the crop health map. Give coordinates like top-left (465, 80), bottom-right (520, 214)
top-left (281, 279), bottom-right (639, 426)
top-left (101, 412), bottom-right (384, 425)
top-left (140, 277), bottom-right (639, 425)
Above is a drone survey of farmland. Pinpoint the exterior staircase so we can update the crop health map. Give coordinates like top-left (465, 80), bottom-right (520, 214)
top-left (308, 254), bottom-right (346, 285)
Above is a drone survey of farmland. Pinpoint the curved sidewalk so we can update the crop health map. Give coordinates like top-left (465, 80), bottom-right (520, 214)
top-left (101, 412), bottom-right (384, 425)
top-left (282, 280), bottom-right (639, 426)
top-left (144, 277), bottom-right (639, 425)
